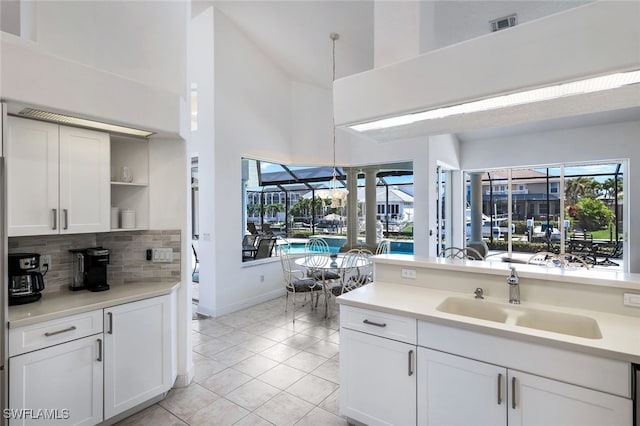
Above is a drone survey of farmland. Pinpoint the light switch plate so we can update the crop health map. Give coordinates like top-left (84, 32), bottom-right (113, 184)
top-left (151, 248), bottom-right (173, 263)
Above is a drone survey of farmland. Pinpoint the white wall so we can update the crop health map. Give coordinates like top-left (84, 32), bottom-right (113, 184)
top-left (189, 6), bottom-right (217, 316)
top-left (422, 0), bottom-right (590, 52)
top-left (2, 0), bottom-right (193, 386)
top-left (460, 120), bottom-right (640, 272)
top-left (17, 1), bottom-right (187, 98)
top-left (374, 1), bottom-right (420, 68)
top-left (335, 1), bottom-right (640, 128)
top-left (196, 9), bottom-right (294, 316)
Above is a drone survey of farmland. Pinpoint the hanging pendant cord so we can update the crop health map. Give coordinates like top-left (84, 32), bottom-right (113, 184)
top-left (330, 33), bottom-right (339, 187)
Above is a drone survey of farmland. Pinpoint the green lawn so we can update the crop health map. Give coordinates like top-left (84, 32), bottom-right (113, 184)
top-left (589, 229), bottom-right (623, 240)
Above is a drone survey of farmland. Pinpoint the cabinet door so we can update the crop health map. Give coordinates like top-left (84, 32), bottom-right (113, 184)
top-left (6, 117), bottom-right (59, 236)
top-left (417, 347), bottom-right (507, 426)
top-left (508, 370), bottom-right (632, 426)
top-left (8, 335), bottom-right (103, 426)
top-left (103, 296), bottom-right (172, 419)
top-left (340, 328), bottom-right (416, 426)
top-left (59, 126), bottom-right (110, 234)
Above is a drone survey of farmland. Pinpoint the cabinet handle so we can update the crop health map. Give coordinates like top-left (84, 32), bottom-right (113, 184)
top-left (97, 338), bottom-right (103, 362)
top-left (52, 209), bottom-right (57, 230)
top-left (512, 377), bottom-right (517, 409)
top-left (408, 350), bottom-right (414, 376)
top-left (107, 312), bottom-right (113, 334)
top-left (63, 209), bottom-right (68, 230)
top-left (497, 373), bottom-right (503, 405)
top-left (44, 325), bottom-right (76, 337)
top-left (363, 319), bottom-right (387, 328)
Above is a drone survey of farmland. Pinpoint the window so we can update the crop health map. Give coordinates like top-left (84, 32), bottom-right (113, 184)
top-left (462, 161), bottom-right (625, 271)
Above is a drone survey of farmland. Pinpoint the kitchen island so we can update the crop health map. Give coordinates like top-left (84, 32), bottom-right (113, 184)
top-left (337, 255), bottom-right (640, 426)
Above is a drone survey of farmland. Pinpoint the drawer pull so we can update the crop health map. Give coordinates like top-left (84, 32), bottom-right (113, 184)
top-left (97, 338), bottom-right (103, 362)
top-left (52, 209), bottom-right (57, 230)
top-left (363, 319), bottom-right (387, 328)
top-left (44, 326), bottom-right (77, 337)
top-left (63, 209), bottom-right (69, 230)
top-left (497, 373), bottom-right (503, 405)
top-left (408, 350), bottom-right (414, 376)
top-left (107, 312), bottom-right (113, 334)
top-left (512, 377), bottom-right (517, 409)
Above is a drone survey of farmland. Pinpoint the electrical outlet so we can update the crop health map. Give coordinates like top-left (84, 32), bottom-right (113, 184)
top-left (624, 293), bottom-right (640, 308)
top-left (151, 248), bottom-right (173, 263)
top-left (401, 268), bottom-right (416, 279)
top-left (40, 255), bottom-right (51, 271)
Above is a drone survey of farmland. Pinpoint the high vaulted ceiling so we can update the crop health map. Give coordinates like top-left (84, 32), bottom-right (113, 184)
top-left (211, 0), bottom-right (375, 87)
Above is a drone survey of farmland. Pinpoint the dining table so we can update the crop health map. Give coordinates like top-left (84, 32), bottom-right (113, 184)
top-left (294, 253), bottom-right (371, 318)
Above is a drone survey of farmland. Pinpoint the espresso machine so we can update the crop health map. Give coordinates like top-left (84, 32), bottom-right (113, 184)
top-left (70, 247), bottom-right (110, 292)
top-left (8, 253), bottom-right (45, 305)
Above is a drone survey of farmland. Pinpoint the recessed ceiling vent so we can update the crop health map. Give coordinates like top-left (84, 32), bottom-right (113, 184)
top-left (490, 14), bottom-right (517, 32)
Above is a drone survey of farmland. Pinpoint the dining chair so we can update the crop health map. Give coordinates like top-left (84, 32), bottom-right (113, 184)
top-left (376, 239), bottom-right (391, 255)
top-left (304, 238), bottom-right (341, 281)
top-left (279, 247), bottom-right (323, 323)
top-left (442, 246), bottom-right (485, 260)
top-left (331, 249), bottom-right (373, 297)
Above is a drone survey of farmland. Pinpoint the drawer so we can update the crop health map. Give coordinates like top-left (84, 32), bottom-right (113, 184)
top-left (340, 305), bottom-right (416, 344)
top-left (9, 310), bottom-right (104, 357)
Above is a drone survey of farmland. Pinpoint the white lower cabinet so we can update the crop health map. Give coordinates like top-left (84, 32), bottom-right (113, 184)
top-left (417, 347), bottom-right (506, 426)
top-left (8, 295), bottom-right (174, 426)
top-left (9, 335), bottom-right (104, 426)
top-left (510, 370), bottom-right (632, 426)
top-left (104, 295), bottom-right (172, 419)
top-left (340, 306), bottom-right (633, 426)
top-left (340, 306), bottom-right (417, 426)
top-left (417, 348), bottom-right (632, 426)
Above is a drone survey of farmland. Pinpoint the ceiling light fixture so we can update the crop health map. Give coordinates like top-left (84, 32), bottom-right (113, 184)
top-left (330, 32), bottom-right (348, 208)
top-left (17, 108), bottom-right (155, 137)
top-left (349, 69), bottom-right (640, 132)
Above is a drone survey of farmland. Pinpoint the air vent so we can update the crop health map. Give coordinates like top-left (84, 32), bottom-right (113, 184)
top-left (490, 14), bottom-right (517, 32)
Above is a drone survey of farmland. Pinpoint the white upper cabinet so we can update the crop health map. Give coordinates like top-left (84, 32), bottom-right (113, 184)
top-left (6, 117), bottom-right (110, 236)
top-left (6, 117), bottom-right (59, 236)
top-left (59, 125), bottom-right (110, 234)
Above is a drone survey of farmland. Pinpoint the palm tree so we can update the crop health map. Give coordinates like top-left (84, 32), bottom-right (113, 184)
top-left (565, 177), bottom-right (597, 206)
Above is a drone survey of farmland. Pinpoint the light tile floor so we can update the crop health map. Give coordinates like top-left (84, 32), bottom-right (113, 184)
top-left (116, 294), bottom-right (348, 426)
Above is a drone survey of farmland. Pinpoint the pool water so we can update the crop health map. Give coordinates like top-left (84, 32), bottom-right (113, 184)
top-left (281, 239), bottom-right (414, 255)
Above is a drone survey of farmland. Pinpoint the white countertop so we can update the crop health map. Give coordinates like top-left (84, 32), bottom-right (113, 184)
top-left (8, 281), bottom-right (180, 328)
top-left (337, 281), bottom-right (640, 364)
top-left (373, 254), bottom-right (640, 290)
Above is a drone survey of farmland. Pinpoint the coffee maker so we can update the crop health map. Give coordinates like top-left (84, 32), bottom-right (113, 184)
top-left (8, 253), bottom-right (45, 305)
top-left (70, 247), bottom-right (110, 292)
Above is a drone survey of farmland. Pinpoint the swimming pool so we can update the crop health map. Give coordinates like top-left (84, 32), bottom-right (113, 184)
top-left (280, 237), bottom-right (414, 255)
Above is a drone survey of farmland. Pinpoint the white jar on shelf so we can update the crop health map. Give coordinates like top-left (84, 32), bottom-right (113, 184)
top-left (121, 209), bottom-right (136, 229)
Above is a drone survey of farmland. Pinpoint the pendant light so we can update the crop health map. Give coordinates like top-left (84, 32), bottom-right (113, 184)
top-left (330, 32), bottom-right (347, 209)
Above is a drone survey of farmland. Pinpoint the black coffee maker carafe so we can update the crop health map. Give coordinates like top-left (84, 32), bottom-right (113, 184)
top-left (8, 253), bottom-right (45, 305)
top-left (69, 247), bottom-right (110, 292)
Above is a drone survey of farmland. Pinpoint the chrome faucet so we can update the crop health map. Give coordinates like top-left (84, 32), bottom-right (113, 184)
top-left (507, 267), bottom-right (520, 304)
top-left (474, 288), bottom-right (484, 299)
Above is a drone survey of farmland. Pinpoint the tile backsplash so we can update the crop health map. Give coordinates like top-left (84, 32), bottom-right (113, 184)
top-left (8, 230), bottom-right (181, 293)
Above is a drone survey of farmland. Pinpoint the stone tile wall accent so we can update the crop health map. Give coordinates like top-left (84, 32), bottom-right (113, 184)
top-left (8, 230), bottom-right (181, 293)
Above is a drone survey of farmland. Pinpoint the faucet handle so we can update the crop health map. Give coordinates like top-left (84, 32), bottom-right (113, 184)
top-left (507, 267), bottom-right (519, 285)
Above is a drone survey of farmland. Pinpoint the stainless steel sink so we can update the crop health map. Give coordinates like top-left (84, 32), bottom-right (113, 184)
top-left (436, 296), bottom-right (603, 339)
